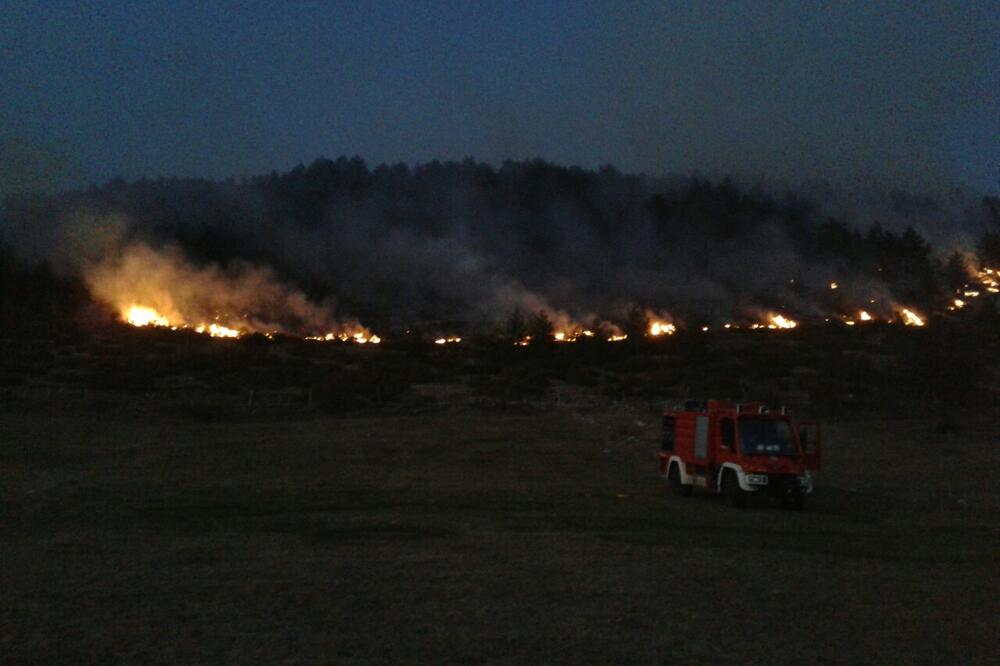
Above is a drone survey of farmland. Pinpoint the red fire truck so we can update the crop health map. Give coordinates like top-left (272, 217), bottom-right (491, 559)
top-left (658, 400), bottom-right (821, 509)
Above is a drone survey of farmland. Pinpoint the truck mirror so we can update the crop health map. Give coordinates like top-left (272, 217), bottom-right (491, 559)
top-left (797, 421), bottom-right (821, 471)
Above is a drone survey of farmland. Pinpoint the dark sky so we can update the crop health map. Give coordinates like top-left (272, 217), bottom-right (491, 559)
top-left (2, 0), bottom-right (997, 195)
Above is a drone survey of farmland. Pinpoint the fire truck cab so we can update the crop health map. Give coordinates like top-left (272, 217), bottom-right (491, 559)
top-left (658, 400), bottom-right (821, 509)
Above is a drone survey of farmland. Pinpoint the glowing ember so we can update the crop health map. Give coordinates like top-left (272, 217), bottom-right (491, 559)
top-left (608, 334), bottom-right (628, 342)
top-left (124, 305), bottom-right (170, 328)
top-left (549, 328), bottom-right (599, 342)
top-left (648, 321), bottom-right (676, 336)
top-left (899, 308), bottom-right (924, 327)
top-left (435, 336), bottom-right (461, 345)
top-left (858, 310), bottom-right (872, 321)
top-left (305, 330), bottom-right (381, 344)
top-left (829, 282), bottom-right (838, 290)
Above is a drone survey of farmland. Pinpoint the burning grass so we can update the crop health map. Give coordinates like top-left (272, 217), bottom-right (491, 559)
top-left (80, 241), bottom-right (997, 350)
top-left (87, 242), bottom-right (381, 343)
top-left (5, 307), bottom-right (997, 423)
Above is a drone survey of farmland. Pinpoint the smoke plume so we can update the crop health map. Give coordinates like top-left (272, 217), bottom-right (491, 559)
top-left (1, 158), bottom-right (997, 334)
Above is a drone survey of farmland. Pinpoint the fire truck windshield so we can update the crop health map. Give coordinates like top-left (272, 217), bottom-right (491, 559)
top-left (738, 417), bottom-right (797, 456)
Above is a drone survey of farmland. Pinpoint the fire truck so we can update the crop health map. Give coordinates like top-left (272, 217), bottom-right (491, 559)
top-left (658, 400), bottom-right (821, 509)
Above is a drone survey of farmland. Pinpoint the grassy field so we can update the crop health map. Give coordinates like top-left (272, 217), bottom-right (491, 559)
top-left (3, 393), bottom-right (998, 663)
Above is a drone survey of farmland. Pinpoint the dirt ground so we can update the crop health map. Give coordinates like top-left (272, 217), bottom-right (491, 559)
top-left (2, 399), bottom-right (998, 664)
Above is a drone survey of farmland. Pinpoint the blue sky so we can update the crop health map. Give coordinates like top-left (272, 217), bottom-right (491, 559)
top-left (1, 0), bottom-right (996, 194)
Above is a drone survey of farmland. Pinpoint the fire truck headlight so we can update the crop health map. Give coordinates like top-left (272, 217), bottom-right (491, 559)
top-left (746, 474), bottom-right (768, 486)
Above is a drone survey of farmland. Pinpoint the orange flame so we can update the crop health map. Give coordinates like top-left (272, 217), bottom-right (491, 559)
top-left (195, 323), bottom-right (240, 338)
top-left (124, 305), bottom-right (170, 328)
top-left (648, 321), bottom-right (677, 336)
top-left (899, 308), bottom-right (924, 327)
top-left (767, 314), bottom-right (798, 329)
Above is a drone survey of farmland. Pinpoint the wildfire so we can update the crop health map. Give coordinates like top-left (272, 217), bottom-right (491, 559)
top-left (94, 243), bottom-right (383, 346)
top-left (116, 263), bottom-right (997, 350)
top-left (957, 267), bottom-right (1000, 301)
top-left (122, 305), bottom-right (248, 339)
top-left (899, 308), bottom-right (925, 327)
top-left (767, 314), bottom-right (798, 329)
top-left (747, 314), bottom-right (797, 330)
top-left (306, 331), bottom-right (381, 344)
top-left (516, 327), bottom-right (616, 344)
top-left (648, 321), bottom-right (677, 336)
top-left (841, 309), bottom-right (874, 326)
top-left (195, 323), bottom-right (240, 338)
top-left (554, 328), bottom-right (600, 342)
top-left (124, 305), bottom-right (170, 328)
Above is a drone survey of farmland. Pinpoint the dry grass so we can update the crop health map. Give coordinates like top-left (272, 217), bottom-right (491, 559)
top-left (2, 401), bottom-right (998, 664)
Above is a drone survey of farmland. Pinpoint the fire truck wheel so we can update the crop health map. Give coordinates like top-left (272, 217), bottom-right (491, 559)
top-left (722, 470), bottom-right (746, 508)
top-left (668, 464), bottom-right (692, 496)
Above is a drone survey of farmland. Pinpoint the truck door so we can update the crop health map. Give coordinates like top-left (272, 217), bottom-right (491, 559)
top-left (798, 421), bottom-right (821, 471)
top-left (659, 415), bottom-right (676, 475)
top-left (719, 417), bottom-right (735, 456)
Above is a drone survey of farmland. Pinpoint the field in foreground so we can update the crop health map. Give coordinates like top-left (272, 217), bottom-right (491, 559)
top-left (2, 401), bottom-right (998, 664)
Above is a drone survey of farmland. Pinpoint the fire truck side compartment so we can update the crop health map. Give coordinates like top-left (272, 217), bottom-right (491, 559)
top-left (694, 415), bottom-right (709, 460)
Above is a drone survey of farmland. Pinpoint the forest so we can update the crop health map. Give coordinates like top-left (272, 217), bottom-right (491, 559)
top-left (1, 157), bottom-right (999, 335)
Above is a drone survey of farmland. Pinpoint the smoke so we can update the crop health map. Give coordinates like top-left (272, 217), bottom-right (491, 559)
top-left (1, 158), bottom-right (996, 333)
top-left (83, 242), bottom-right (361, 336)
